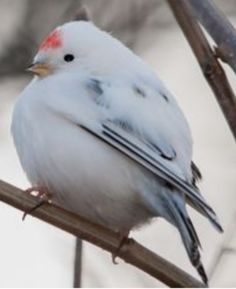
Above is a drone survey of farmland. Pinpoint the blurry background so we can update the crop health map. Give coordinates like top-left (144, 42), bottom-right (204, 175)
top-left (0, 0), bottom-right (236, 287)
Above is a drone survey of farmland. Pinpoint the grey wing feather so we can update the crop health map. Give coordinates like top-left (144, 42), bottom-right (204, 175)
top-left (191, 161), bottom-right (202, 186)
top-left (112, 118), bottom-right (176, 160)
top-left (80, 121), bottom-right (223, 232)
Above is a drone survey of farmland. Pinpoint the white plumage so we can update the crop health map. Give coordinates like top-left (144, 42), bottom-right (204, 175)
top-left (11, 21), bottom-right (222, 284)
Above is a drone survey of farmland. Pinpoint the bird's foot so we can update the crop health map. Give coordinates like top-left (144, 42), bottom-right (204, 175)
top-left (112, 231), bottom-right (131, 264)
top-left (23, 186), bottom-right (52, 220)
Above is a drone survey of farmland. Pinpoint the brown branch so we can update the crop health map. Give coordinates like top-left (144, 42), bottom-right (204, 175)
top-left (167, 0), bottom-right (236, 141)
top-left (0, 179), bottom-right (204, 288)
top-left (189, 0), bottom-right (236, 74)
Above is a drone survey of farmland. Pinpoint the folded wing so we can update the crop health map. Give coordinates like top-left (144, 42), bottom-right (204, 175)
top-left (80, 120), bottom-right (223, 232)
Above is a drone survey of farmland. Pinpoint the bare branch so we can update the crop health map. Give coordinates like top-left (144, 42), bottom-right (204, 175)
top-left (189, 0), bottom-right (236, 74)
top-left (0, 179), bottom-right (204, 288)
top-left (73, 238), bottom-right (83, 288)
top-left (72, 6), bottom-right (91, 287)
top-left (73, 6), bottom-right (91, 22)
top-left (167, 0), bottom-right (236, 141)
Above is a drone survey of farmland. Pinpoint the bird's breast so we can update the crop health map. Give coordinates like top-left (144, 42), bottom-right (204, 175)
top-left (11, 101), bottom-right (152, 231)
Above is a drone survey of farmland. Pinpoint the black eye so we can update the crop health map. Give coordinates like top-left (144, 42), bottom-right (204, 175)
top-left (64, 54), bottom-right (75, 62)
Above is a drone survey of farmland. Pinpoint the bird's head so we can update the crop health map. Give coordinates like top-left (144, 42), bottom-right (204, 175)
top-left (28, 21), bottom-right (133, 78)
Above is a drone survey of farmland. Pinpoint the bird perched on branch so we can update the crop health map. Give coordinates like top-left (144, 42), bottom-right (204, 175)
top-left (11, 20), bottom-right (223, 285)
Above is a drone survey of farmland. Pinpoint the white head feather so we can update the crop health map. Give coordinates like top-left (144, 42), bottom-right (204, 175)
top-left (34, 21), bottom-right (149, 77)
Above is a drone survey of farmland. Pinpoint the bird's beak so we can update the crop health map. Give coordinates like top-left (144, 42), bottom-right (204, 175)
top-left (27, 61), bottom-right (52, 77)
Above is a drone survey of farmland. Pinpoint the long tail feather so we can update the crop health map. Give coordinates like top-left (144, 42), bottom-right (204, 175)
top-left (186, 196), bottom-right (223, 233)
top-left (162, 190), bottom-right (208, 285)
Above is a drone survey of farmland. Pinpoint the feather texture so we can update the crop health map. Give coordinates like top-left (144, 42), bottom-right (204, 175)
top-left (11, 21), bottom-right (223, 284)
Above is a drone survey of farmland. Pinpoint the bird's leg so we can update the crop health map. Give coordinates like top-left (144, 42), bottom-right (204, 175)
top-left (23, 186), bottom-right (52, 220)
top-left (112, 230), bottom-right (132, 264)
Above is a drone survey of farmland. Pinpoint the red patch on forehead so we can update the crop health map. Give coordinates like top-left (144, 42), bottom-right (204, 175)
top-left (39, 28), bottom-right (62, 51)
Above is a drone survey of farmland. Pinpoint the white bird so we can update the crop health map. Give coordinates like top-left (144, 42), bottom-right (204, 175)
top-left (11, 20), bottom-right (222, 284)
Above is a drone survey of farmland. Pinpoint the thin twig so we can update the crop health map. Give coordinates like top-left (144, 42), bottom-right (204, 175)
top-left (72, 8), bottom-right (91, 287)
top-left (0, 179), bottom-right (204, 288)
top-left (189, 0), bottom-right (236, 74)
top-left (208, 214), bottom-right (236, 279)
top-left (73, 238), bottom-right (83, 288)
top-left (73, 6), bottom-right (91, 22)
top-left (167, 0), bottom-right (236, 141)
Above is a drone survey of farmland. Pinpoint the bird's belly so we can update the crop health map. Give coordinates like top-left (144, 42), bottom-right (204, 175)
top-left (14, 114), bottom-right (152, 231)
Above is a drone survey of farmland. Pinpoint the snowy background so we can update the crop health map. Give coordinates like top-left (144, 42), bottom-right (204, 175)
top-left (0, 0), bottom-right (236, 287)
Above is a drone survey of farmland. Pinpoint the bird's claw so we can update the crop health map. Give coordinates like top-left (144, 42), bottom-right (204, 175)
top-left (112, 253), bottom-right (119, 265)
top-left (23, 186), bottom-right (52, 220)
top-left (112, 232), bottom-right (131, 265)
